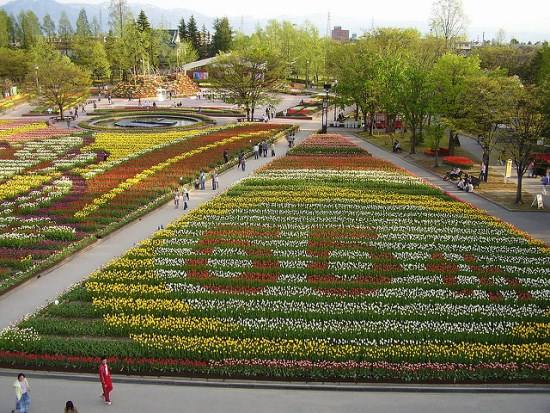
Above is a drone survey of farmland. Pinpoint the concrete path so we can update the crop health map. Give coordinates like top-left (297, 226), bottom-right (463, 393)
top-left (0, 370), bottom-right (548, 413)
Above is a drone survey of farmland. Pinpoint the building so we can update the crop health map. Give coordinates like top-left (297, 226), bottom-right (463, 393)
top-left (331, 26), bottom-right (350, 43)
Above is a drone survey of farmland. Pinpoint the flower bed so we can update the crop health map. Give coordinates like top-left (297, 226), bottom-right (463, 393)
top-left (424, 148), bottom-right (451, 157)
top-left (442, 156), bottom-right (475, 169)
top-left (0, 121), bottom-right (289, 291)
top-left (1, 133), bottom-right (549, 383)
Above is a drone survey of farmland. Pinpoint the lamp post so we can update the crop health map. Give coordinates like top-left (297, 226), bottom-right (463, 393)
top-left (34, 66), bottom-right (39, 94)
top-left (333, 79), bottom-right (338, 122)
top-left (321, 82), bottom-right (331, 134)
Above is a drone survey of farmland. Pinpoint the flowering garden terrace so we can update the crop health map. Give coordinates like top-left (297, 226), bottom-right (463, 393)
top-left (0, 118), bottom-right (289, 292)
top-left (1, 133), bottom-right (549, 383)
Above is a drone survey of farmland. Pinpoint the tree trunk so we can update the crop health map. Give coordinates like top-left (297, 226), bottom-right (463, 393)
top-left (409, 124), bottom-right (417, 155)
top-left (515, 173), bottom-right (524, 204)
top-left (448, 130), bottom-right (456, 156)
top-left (362, 113), bottom-right (368, 133)
top-left (58, 104), bottom-right (64, 120)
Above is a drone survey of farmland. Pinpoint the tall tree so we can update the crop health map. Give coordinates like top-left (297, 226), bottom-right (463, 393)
top-left (211, 17), bottom-right (232, 56)
top-left (199, 24), bottom-right (210, 59)
top-left (209, 47), bottom-right (285, 120)
top-left (187, 16), bottom-right (201, 54)
top-left (75, 8), bottom-right (92, 37)
top-left (332, 37), bottom-right (383, 133)
top-left (172, 40), bottom-right (198, 71)
top-left (429, 53), bottom-right (481, 154)
top-left (0, 48), bottom-right (29, 93)
top-left (505, 84), bottom-right (550, 203)
top-left (0, 11), bottom-right (11, 47)
top-left (91, 16), bottom-right (101, 38)
top-left (394, 37), bottom-right (442, 154)
top-left (42, 14), bottom-right (56, 39)
top-left (460, 72), bottom-right (522, 181)
top-left (57, 12), bottom-right (74, 41)
top-left (429, 0), bottom-right (469, 50)
top-left (16, 10), bottom-right (41, 49)
top-left (177, 18), bottom-right (187, 42)
top-left (71, 39), bottom-right (110, 80)
top-left (22, 56), bottom-right (91, 119)
top-left (109, 0), bottom-right (132, 37)
top-left (136, 10), bottom-right (151, 32)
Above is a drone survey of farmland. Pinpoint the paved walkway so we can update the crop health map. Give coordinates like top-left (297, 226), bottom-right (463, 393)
top-left (0, 99), bottom-right (549, 412)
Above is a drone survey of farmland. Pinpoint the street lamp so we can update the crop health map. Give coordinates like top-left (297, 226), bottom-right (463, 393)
top-left (321, 82), bottom-right (331, 134)
top-left (333, 79), bottom-right (338, 122)
top-left (34, 66), bottom-right (39, 93)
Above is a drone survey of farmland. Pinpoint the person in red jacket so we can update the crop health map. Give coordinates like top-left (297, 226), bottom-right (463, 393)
top-left (98, 356), bottom-right (113, 405)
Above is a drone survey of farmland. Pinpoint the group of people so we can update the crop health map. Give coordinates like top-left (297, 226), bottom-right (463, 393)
top-left (457, 173), bottom-right (475, 192)
top-left (173, 186), bottom-right (190, 210)
top-left (11, 356), bottom-right (113, 412)
top-left (253, 141), bottom-right (275, 159)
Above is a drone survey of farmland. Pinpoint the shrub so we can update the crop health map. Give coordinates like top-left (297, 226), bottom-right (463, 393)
top-left (424, 148), bottom-right (450, 157)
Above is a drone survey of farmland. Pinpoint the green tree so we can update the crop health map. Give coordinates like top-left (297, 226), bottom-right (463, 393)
top-left (75, 8), bottom-right (92, 37)
top-left (172, 40), bottom-right (198, 71)
top-left (505, 84), bottom-right (550, 203)
top-left (0, 11), bottom-right (11, 48)
top-left (71, 39), bottom-right (111, 80)
top-left (22, 56), bottom-right (91, 119)
top-left (121, 19), bottom-right (146, 83)
top-left (209, 47), bottom-right (286, 120)
top-left (91, 16), bottom-right (101, 38)
top-left (471, 45), bottom-right (537, 83)
top-left (332, 37), bottom-right (383, 133)
top-left (42, 14), bottom-right (56, 39)
top-left (178, 17), bottom-right (187, 42)
top-left (211, 17), bottom-right (232, 56)
top-left (199, 24), bottom-right (210, 59)
top-left (429, 52), bottom-right (481, 154)
top-left (105, 30), bottom-right (124, 82)
top-left (16, 10), bottom-right (41, 49)
top-left (57, 12), bottom-right (74, 41)
top-left (187, 16), bottom-right (201, 54)
top-left (0, 48), bottom-right (29, 95)
top-left (460, 72), bottom-right (522, 181)
top-left (429, 0), bottom-right (469, 50)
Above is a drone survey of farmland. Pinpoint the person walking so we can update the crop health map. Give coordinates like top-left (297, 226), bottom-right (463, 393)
top-left (223, 149), bottom-right (229, 163)
top-left (237, 151), bottom-right (244, 169)
top-left (262, 141), bottom-right (268, 157)
top-left (212, 172), bottom-right (219, 190)
top-left (99, 356), bottom-right (113, 405)
top-left (200, 171), bottom-right (206, 190)
top-left (173, 188), bottom-right (180, 208)
top-left (241, 157), bottom-right (246, 171)
top-left (253, 144), bottom-right (259, 159)
top-left (64, 400), bottom-right (78, 413)
top-left (271, 142), bottom-right (276, 157)
top-left (12, 373), bottom-right (31, 413)
top-left (182, 187), bottom-right (189, 210)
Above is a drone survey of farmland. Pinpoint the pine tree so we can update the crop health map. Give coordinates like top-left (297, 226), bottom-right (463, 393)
top-left (211, 17), bottom-right (232, 55)
top-left (187, 15), bottom-right (200, 54)
top-left (178, 17), bottom-right (187, 42)
top-left (75, 8), bottom-right (92, 37)
top-left (42, 14), bottom-right (56, 38)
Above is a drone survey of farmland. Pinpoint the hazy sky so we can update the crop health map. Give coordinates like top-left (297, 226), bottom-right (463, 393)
top-left (3, 0), bottom-right (549, 40)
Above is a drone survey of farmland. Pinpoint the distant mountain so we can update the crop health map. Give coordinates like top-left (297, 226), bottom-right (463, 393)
top-left (0, 0), bottom-right (214, 32)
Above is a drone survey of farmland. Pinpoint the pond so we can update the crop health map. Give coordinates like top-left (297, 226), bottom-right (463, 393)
top-left (93, 116), bottom-right (200, 128)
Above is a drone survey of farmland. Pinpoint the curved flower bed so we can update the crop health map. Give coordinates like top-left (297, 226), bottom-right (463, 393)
top-left (1, 133), bottom-right (548, 383)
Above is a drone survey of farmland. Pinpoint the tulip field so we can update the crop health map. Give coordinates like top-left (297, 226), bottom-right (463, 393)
top-left (0, 118), bottom-right (289, 290)
top-left (0, 132), bottom-right (548, 383)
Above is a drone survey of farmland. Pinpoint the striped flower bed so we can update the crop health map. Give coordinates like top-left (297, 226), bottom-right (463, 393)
top-left (0, 121), bottom-right (289, 290)
top-left (0, 133), bottom-right (549, 382)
